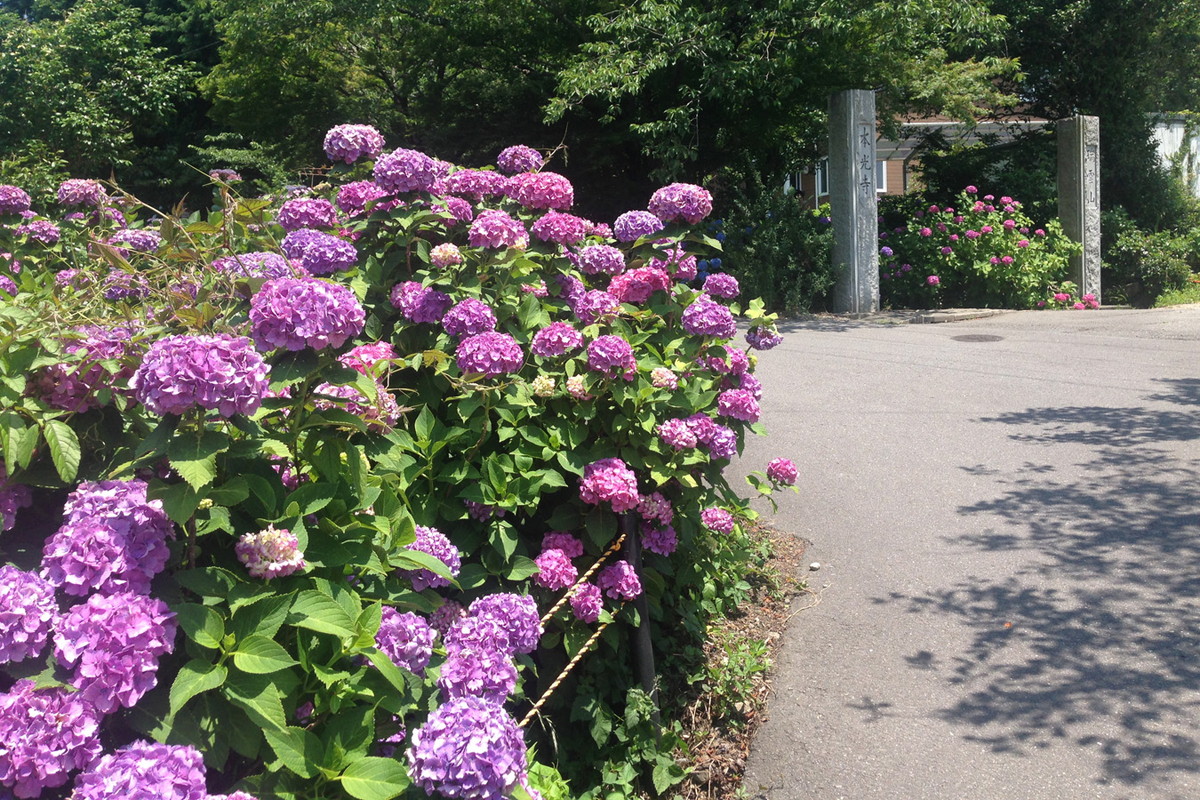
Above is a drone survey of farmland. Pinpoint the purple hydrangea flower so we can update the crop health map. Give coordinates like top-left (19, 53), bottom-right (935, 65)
top-left (0, 680), bottom-right (103, 798)
top-left (336, 180), bottom-right (390, 216)
top-left (41, 519), bottom-right (144, 596)
top-left (277, 198), bottom-right (338, 230)
top-left (637, 491), bottom-right (673, 526)
top-left (707, 346), bottom-right (750, 375)
top-left (0, 185), bottom-right (31, 215)
top-left (323, 124), bottom-right (386, 163)
top-left (108, 228), bottom-right (163, 256)
top-left (573, 290), bottom-right (620, 325)
top-left (534, 548), bottom-right (578, 590)
top-left (530, 211), bottom-right (590, 246)
top-left (530, 322), bottom-right (583, 358)
top-left (745, 324), bottom-right (783, 351)
top-left (701, 507), bottom-right (735, 534)
top-left (555, 273), bottom-right (586, 307)
top-left (71, 741), bottom-right (206, 800)
top-left (467, 593), bottom-right (543, 655)
top-left (0, 470), bottom-right (31, 532)
top-left (682, 298), bottom-right (736, 338)
top-left (505, 172), bottom-right (573, 210)
top-left (463, 500), bottom-right (505, 522)
top-left (430, 601), bottom-right (467, 636)
top-left (703, 273), bottom-right (740, 299)
top-left (767, 457), bottom-right (799, 485)
top-left (250, 277), bottom-right (365, 351)
top-left (374, 147), bottom-right (438, 193)
top-left (468, 209), bottom-right (528, 249)
top-left (443, 615), bottom-right (510, 657)
top-left (641, 525), bottom-right (677, 557)
top-left (496, 145), bottom-right (544, 174)
top-left (280, 228), bottom-right (358, 275)
top-left (542, 532), bottom-right (584, 559)
top-left (586, 335), bottom-right (636, 378)
top-left (314, 379), bottom-right (400, 431)
top-left (613, 210), bottom-right (664, 242)
top-left (54, 592), bottom-right (176, 714)
top-left (57, 179), bottom-right (106, 207)
top-left (213, 252), bottom-right (296, 280)
top-left (407, 696), bottom-right (527, 800)
top-left (569, 583), bottom-right (603, 623)
top-left (456, 332), bottom-right (524, 377)
top-left (59, 479), bottom-right (172, 577)
top-left (391, 281), bottom-right (453, 323)
top-left (101, 269), bottom-right (150, 300)
top-left (576, 244), bottom-right (625, 275)
top-left (648, 183), bottom-right (713, 224)
top-left (579, 458), bottom-right (640, 512)
top-left (437, 648), bottom-right (518, 703)
top-left (608, 266), bottom-right (670, 304)
top-left (705, 423), bottom-right (738, 460)
top-left (131, 334), bottom-right (270, 417)
top-left (738, 371), bottom-right (763, 400)
top-left (0, 274), bottom-right (16, 296)
top-left (0, 567), bottom-right (56, 664)
top-left (14, 219), bottom-right (59, 245)
top-left (208, 168), bottom-right (242, 182)
top-left (236, 525), bottom-right (306, 579)
top-left (401, 526), bottom-right (462, 591)
top-left (376, 608), bottom-right (435, 674)
top-left (657, 418), bottom-right (698, 450)
top-left (648, 245), bottom-right (697, 281)
top-left (442, 298), bottom-right (497, 338)
top-left (717, 388), bottom-right (761, 422)
top-left (435, 196), bottom-right (474, 224)
top-left (443, 169), bottom-right (507, 200)
top-left (597, 560), bottom-right (643, 600)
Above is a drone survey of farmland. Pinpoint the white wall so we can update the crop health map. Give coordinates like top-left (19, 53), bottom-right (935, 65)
top-left (1151, 116), bottom-right (1200, 197)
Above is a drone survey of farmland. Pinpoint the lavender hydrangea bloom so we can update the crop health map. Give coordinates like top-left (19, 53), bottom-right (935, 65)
top-left (236, 525), bottom-right (306, 579)
top-left (608, 266), bottom-right (670, 304)
top-left (746, 324), bottom-right (783, 350)
top-left (71, 741), bottom-right (206, 800)
top-left (443, 169), bottom-right (507, 200)
top-left (0, 274), bottom-right (17, 296)
top-left (402, 526), bottom-right (462, 591)
top-left (682, 298), bottom-right (736, 338)
top-left (468, 593), bottom-right (543, 654)
top-left (0, 568), bottom-right (56, 664)
top-left (530, 322), bottom-right (583, 358)
top-left (534, 549), bottom-right (577, 590)
top-left (57, 179), bottom-right (106, 207)
top-left (612, 210), bottom-right (664, 242)
top-left (391, 281), bottom-right (453, 323)
top-left (597, 560), bottom-right (643, 600)
top-left (276, 198), bottom-right (338, 230)
top-left (213, 252), bottom-right (296, 280)
top-left (407, 696), bottom-right (527, 800)
top-left (505, 172), bottom-right (573, 210)
top-left (555, 273), bottom-right (586, 307)
top-left (336, 180), bottom-right (389, 215)
top-left (0, 681), bottom-right (103, 798)
top-left (376, 608), bottom-right (435, 674)
top-left (108, 228), bottom-right (163, 255)
top-left (496, 144), bottom-right (544, 174)
top-left (131, 334), bottom-right (270, 417)
top-left (430, 600), bottom-right (467, 636)
top-left (14, 220), bottom-right (59, 245)
top-left (0, 469), bottom-right (32, 532)
top-left (54, 592), bottom-right (176, 714)
top-left (579, 457), bottom-right (640, 513)
top-left (374, 147), bottom-right (438, 193)
top-left (648, 182), bottom-right (713, 224)
top-left (41, 519), bottom-right (142, 596)
top-left (0, 185), bottom-right (31, 215)
top-left (705, 423), bottom-right (738, 461)
top-left (437, 647), bottom-right (518, 703)
top-left (468, 210), bottom-right (528, 249)
top-left (101, 269), bottom-right (150, 301)
top-left (701, 507), bottom-right (735, 535)
top-left (280, 228), bottom-right (358, 275)
top-left (456, 332), bottom-right (524, 377)
top-left (530, 211), bottom-right (590, 245)
top-left (641, 525), bottom-right (677, 556)
top-left (442, 298), bottom-right (497, 338)
top-left (443, 615), bottom-right (510, 657)
top-left (703, 273), bottom-right (740, 299)
top-left (323, 124), bottom-right (386, 163)
top-left (250, 277), bottom-right (365, 351)
top-left (569, 583), bottom-right (603, 623)
top-left (717, 388), bottom-right (761, 422)
top-left (60, 479), bottom-right (172, 576)
top-left (586, 335), bottom-right (636, 378)
top-left (576, 244), bottom-right (625, 276)
top-left (738, 371), bottom-right (763, 400)
top-left (542, 531), bottom-right (584, 558)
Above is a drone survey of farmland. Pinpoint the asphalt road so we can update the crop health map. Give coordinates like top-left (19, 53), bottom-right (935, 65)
top-left (734, 306), bottom-right (1200, 800)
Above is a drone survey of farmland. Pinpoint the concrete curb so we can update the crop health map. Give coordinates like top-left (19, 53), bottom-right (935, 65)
top-left (910, 308), bottom-right (1014, 324)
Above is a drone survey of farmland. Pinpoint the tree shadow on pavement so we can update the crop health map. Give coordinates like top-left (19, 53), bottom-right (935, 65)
top-left (886, 378), bottom-right (1200, 790)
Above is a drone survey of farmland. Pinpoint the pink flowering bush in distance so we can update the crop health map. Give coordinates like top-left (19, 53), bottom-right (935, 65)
top-left (0, 128), bottom-right (794, 800)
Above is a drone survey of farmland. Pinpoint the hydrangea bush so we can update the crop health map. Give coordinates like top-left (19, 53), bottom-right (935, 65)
top-left (0, 133), bottom-right (795, 800)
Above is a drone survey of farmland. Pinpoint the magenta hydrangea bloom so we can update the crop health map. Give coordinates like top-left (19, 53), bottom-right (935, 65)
top-left (374, 147), bottom-right (438, 193)
top-left (131, 334), bottom-right (270, 417)
top-left (0, 185), bottom-right (31, 215)
top-left (597, 560), bottom-right (643, 600)
top-left (657, 418), bottom-right (698, 450)
top-left (402, 526), bottom-right (462, 591)
top-left (213, 252), bottom-right (295, 280)
top-left (587, 335), bottom-right (636, 378)
top-left (57, 179), bottom-right (106, 207)
top-left (456, 332), bottom-right (524, 377)
top-left (442, 298), bottom-right (497, 338)
top-left (682, 298), bottom-right (736, 338)
top-left (542, 531), bottom-right (584, 559)
top-left (576, 244), bottom-right (625, 276)
top-left (437, 647), bottom-right (519, 703)
top-left (430, 242), bottom-right (463, 267)
top-left (642, 525), bottom-right (677, 556)
top-left (572, 290), bottom-right (620, 326)
top-left (505, 171), bottom-right (573, 210)
top-left (530, 210), bottom-right (590, 245)
top-left (701, 507), bottom-right (735, 535)
top-left (468, 593), bottom-right (543, 655)
top-left (468, 209), bottom-right (528, 249)
top-left (277, 197), bottom-right (338, 230)
top-left (339, 341), bottom-right (397, 374)
top-left (376, 608), bottom-right (435, 674)
top-left (717, 388), bottom-right (761, 422)
top-left (250, 277), bottom-right (365, 351)
top-left (766, 457), bottom-right (799, 485)
top-left (436, 196), bottom-right (474, 224)
top-left (530, 322), bottom-right (583, 358)
top-left (648, 183), bottom-right (713, 224)
top-left (0, 567), bottom-right (56, 664)
top-left (637, 491), bottom-right (673, 526)
top-left (703, 273), bottom-right (740, 299)
top-left (407, 696), bottom-right (527, 800)
top-left (280, 228), bottom-right (358, 275)
top-left (71, 741), bottom-right (206, 800)
top-left (0, 680), bottom-right (103, 798)
top-left (745, 324), bottom-right (783, 351)
top-left (236, 525), bottom-right (306, 579)
top-left (496, 144), bottom-right (544, 174)
top-left (337, 180), bottom-right (390, 215)
top-left (443, 168), bottom-right (507, 200)
top-left (648, 245), bottom-right (697, 281)
top-left (534, 548), bottom-right (578, 590)
top-left (738, 371), bottom-right (763, 400)
top-left (314, 379), bottom-right (400, 431)
top-left (569, 583), bottom-right (603, 623)
top-left (14, 219), bottom-right (59, 245)
top-left (323, 124), bottom-right (386, 163)
top-left (391, 281), bottom-right (453, 323)
top-left (707, 346), bottom-right (750, 375)
top-left (608, 266), bottom-right (670, 304)
top-left (613, 210), bottom-right (664, 242)
top-left (54, 592), bottom-right (176, 714)
top-left (579, 457), bottom-right (640, 512)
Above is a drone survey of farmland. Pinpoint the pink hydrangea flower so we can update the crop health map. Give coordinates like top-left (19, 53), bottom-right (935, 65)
top-left (579, 458), bottom-right (640, 512)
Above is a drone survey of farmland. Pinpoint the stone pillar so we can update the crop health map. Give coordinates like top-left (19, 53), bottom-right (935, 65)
top-left (1057, 115), bottom-right (1102, 301)
top-left (829, 90), bottom-right (880, 314)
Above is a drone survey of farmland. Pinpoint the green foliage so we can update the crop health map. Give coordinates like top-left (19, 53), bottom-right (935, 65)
top-left (0, 141), bottom-right (70, 207)
top-left (1101, 208), bottom-right (1194, 307)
